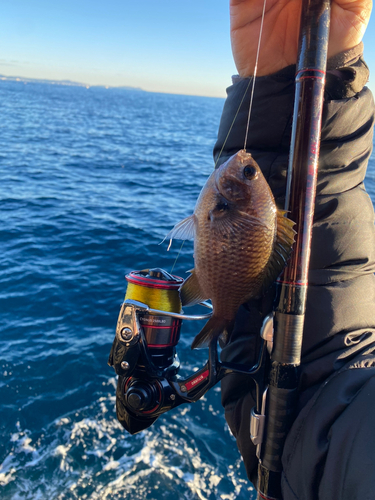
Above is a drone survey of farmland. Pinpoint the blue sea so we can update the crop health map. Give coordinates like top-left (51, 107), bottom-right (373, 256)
top-left (0, 79), bottom-right (374, 500)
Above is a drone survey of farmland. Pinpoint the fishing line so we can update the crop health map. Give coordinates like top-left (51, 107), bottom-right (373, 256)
top-left (125, 280), bottom-right (182, 312)
top-left (243, 0), bottom-right (268, 150)
top-left (170, 240), bottom-right (185, 274)
top-left (214, 76), bottom-right (253, 168)
top-left (215, 0), bottom-right (267, 166)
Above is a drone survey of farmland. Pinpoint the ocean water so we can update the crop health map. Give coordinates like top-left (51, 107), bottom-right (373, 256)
top-left (0, 80), bottom-right (254, 500)
top-left (0, 79), bottom-right (374, 500)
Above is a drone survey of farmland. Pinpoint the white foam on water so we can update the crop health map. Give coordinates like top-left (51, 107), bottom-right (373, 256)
top-left (0, 378), bottom-right (254, 499)
top-left (0, 454), bottom-right (17, 486)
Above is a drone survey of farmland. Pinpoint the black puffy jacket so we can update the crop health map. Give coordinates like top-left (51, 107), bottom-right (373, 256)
top-left (215, 44), bottom-right (375, 499)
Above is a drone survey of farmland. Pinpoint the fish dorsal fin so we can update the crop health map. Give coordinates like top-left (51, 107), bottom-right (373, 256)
top-left (165, 214), bottom-right (197, 242)
top-left (260, 210), bottom-right (296, 293)
top-left (180, 269), bottom-right (208, 307)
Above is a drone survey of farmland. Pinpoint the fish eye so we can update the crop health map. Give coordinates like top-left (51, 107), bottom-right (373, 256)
top-left (243, 165), bottom-right (258, 180)
top-left (216, 201), bottom-right (229, 212)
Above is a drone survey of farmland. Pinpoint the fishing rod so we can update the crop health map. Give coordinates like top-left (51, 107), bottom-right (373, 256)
top-left (255, 0), bottom-right (331, 497)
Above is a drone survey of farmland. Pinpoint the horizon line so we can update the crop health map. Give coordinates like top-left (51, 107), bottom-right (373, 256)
top-left (0, 73), bottom-right (226, 99)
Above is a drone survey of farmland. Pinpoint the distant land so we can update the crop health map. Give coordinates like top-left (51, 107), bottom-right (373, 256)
top-left (0, 74), bottom-right (143, 91)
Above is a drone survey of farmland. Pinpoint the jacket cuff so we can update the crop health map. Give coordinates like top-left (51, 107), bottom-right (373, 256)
top-left (230, 43), bottom-right (369, 101)
top-left (325, 43), bottom-right (369, 99)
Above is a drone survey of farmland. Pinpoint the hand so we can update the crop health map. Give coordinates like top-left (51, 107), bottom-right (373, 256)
top-left (230, 0), bottom-right (372, 76)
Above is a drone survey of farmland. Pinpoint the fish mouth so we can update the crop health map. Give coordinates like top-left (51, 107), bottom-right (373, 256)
top-left (237, 149), bottom-right (253, 163)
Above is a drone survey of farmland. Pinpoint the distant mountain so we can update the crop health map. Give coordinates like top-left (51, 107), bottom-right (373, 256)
top-left (0, 74), bottom-right (143, 91)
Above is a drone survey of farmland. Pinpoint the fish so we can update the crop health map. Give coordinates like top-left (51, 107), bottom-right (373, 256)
top-left (167, 149), bottom-right (295, 349)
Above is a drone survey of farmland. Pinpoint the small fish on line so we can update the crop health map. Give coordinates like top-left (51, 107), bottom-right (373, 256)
top-left (166, 149), bottom-right (296, 349)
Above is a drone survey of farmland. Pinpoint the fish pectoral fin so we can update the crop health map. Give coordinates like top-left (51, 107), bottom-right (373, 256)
top-left (164, 215), bottom-right (197, 248)
top-left (191, 316), bottom-right (234, 349)
top-left (210, 209), bottom-right (269, 237)
top-left (237, 211), bottom-right (270, 229)
top-left (261, 210), bottom-right (296, 293)
top-left (180, 269), bottom-right (208, 307)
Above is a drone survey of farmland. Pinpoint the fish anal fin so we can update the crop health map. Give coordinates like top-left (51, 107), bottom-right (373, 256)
top-left (180, 269), bottom-right (208, 307)
top-left (260, 210), bottom-right (296, 293)
top-left (191, 316), bottom-right (235, 349)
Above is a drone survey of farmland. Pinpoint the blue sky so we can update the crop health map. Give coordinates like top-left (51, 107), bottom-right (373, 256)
top-left (1, 0), bottom-right (374, 97)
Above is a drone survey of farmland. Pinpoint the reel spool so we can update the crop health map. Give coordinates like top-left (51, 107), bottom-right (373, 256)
top-left (125, 268), bottom-right (183, 369)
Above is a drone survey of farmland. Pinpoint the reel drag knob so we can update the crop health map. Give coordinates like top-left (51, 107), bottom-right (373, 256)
top-left (127, 387), bottom-right (150, 410)
top-left (125, 380), bottom-right (161, 413)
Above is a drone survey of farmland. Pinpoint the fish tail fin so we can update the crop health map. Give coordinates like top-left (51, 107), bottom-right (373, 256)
top-left (191, 316), bottom-right (235, 350)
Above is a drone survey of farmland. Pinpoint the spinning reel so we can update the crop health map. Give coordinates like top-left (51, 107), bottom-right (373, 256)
top-left (108, 268), bottom-right (272, 441)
